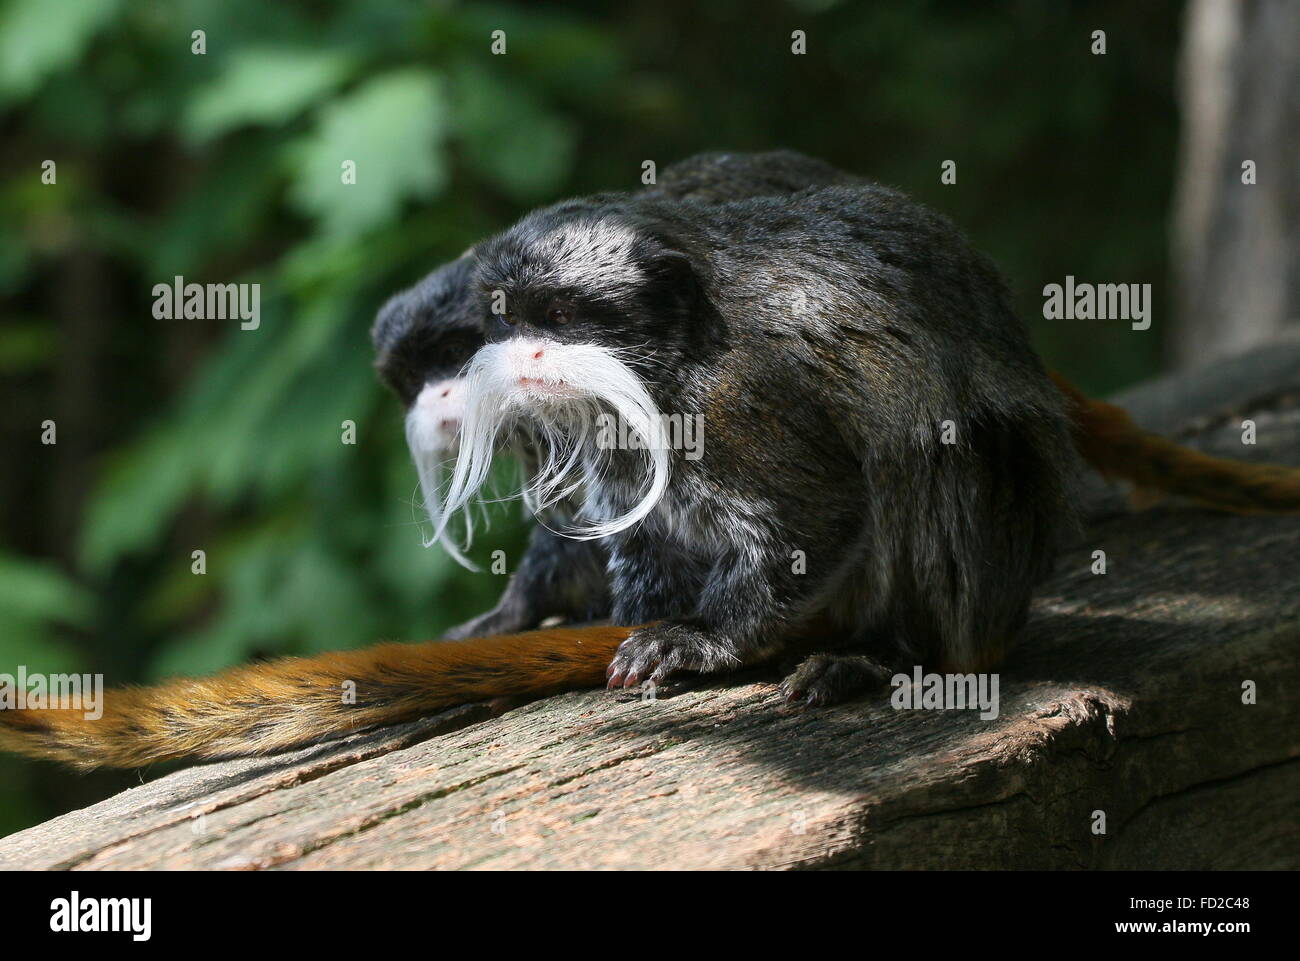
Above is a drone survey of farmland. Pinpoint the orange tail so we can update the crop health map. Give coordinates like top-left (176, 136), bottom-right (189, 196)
top-left (0, 625), bottom-right (632, 770)
top-left (1051, 371), bottom-right (1300, 513)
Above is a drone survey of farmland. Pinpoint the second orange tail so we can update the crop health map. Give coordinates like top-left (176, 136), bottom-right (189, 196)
top-left (1051, 371), bottom-right (1300, 514)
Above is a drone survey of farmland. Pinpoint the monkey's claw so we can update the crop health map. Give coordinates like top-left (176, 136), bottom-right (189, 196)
top-left (779, 653), bottom-right (892, 707)
top-left (605, 623), bottom-right (741, 690)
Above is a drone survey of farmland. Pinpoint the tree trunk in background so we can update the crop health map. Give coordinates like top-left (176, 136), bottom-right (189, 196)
top-left (1171, 0), bottom-right (1300, 369)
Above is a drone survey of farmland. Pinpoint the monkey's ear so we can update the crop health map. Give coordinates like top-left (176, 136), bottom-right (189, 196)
top-left (654, 248), bottom-right (695, 275)
top-left (645, 247), bottom-right (702, 306)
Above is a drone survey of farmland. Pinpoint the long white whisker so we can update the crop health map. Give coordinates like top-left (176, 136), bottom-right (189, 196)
top-left (436, 339), bottom-right (671, 547)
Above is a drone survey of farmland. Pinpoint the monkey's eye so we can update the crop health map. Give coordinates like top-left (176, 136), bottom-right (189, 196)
top-left (547, 305), bottom-right (573, 326)
top-left (499, 311), bottom-right (516, 326)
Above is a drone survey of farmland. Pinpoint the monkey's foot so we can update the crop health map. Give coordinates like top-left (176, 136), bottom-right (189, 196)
top-left (606, 622), bottom-right (744, 689)
top-left (779, 654), bottom-right (893, 706)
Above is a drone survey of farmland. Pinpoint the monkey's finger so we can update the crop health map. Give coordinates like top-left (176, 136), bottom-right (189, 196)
top-left (645, 648), bottom-right (707, 687)
top-left (620, 646), bottom-right (669, 689)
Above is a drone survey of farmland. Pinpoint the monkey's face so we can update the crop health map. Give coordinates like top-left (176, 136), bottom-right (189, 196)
top-left (431, 214), bottom-right (698, 545)
top-left (473, 213), bottom-right (700, 390)
top-left (404, 372), bottom-right (479, 570)
top-left (406, 376), bottom-right (469, 455)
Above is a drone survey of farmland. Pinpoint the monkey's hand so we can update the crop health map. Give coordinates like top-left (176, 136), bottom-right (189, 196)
top-left (443, 526), bottom-right (609, 641)
top-left (605, 621), bottom-right (755, 689)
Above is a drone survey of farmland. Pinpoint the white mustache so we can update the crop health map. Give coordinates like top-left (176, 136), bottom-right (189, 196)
top-left (405, 377), bottom-right (483, 572)
top-left (435, 338), bottom-right (671, 549)
top-left (405, 399), bottom-right (479, 571)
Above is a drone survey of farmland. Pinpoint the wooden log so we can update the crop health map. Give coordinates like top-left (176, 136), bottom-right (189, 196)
top-left (2, 341), bottom-right (1298, 870)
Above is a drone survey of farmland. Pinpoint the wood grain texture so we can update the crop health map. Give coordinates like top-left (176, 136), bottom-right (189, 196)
top-left (2, 342), bottom-right (1298, 870)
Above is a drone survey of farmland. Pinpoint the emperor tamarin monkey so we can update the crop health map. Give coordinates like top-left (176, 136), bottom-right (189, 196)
top-left (374, 151), bottom-right (855, 639)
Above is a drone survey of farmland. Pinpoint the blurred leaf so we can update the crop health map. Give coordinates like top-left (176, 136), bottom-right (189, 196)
top-left (145, 524), bottom-right (297, 679)
top-left (0, 553), bottom-right (91, 627)
top-left (183, 47), bottom-right (356, 144)
top-left (145, 136), bottom-right (283, 277)
top-left (0, 0), bottom-right (119, 103)
top-left (80, 284), bottom-right (367, 570)
top-left (287, 69), bottom-right (448, 238)
top-left (27, 72), bottom-right (112, 144)
top-left (451, 60), bottom-right (576, 201)
top-left (0, 757), bottom-right (45, 837)
top-left (0, 553), bottom-right (89, 672)
top-left (0, 319), bottom-right (53, 372)
top-left (78, 426), bottom-right (199, 574)
top-left (0, 228), bottom-right (31, 296)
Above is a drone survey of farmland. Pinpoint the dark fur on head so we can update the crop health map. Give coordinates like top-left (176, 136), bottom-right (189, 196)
top-left (374, 151), bottom-right (854, 406)
top-left (475, 212), bottom-right (707, 364)
top-left (372, 253), bottom-right (482, 406)
top-left (641, 149), bottom-right (856, 203)
top-left (459, 180), bottom-right (1079, 697)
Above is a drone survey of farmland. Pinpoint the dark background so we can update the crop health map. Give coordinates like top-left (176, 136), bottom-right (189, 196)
top-left (0, 0), bottom-right (1273, 834)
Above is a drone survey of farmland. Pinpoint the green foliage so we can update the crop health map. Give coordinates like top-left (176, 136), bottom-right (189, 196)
top-left (0, 553), bottom-right (89, 673)
top-left (287, 69), bottom-right (450, 237)
top-left (183, 47), bottom-right (357, 143)
top-left (0, 0), bottom-right (119, 102)
top-left (0, 0), bottom-right (1182, 834)
top-left (456, 69), bottom-right (573, 200)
